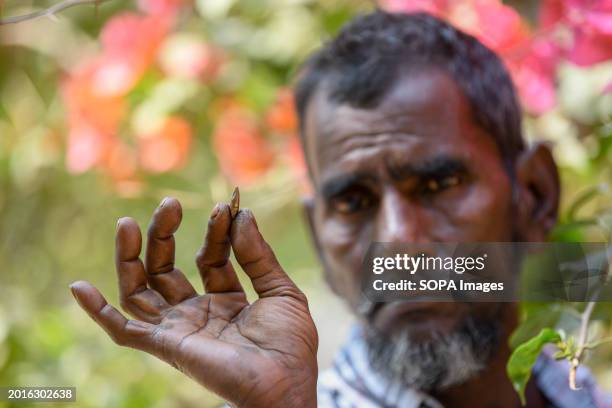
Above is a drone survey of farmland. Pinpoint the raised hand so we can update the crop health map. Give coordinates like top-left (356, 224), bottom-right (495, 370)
top-left (70, 197), bottom-right (318, 408)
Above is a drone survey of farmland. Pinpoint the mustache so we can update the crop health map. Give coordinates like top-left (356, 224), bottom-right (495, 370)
top-left (352, 221), bottom-right (524, 322)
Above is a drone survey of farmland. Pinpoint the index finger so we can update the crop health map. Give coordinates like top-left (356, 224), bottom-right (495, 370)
top-left (196, 203), bottom-right (244, 293)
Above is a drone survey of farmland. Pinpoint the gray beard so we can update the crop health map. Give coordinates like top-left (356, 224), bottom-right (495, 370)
top-left (363, 312), bottom-right (502, 392)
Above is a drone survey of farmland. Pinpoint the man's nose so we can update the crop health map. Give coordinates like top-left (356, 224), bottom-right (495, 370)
top-left (376, 190), bottom-right (428, 243)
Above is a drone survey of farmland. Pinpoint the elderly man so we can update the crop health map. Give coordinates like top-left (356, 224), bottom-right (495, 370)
top-left (70, 11), bottom-right (608, 408)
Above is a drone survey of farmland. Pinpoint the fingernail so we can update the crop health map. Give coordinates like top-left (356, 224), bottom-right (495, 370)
top-left (210, 203), bottom-right (221, 219)
top-left (245, 208), bottom-right (258, 229)
top-left (160, 197), bottom-right (169, 207)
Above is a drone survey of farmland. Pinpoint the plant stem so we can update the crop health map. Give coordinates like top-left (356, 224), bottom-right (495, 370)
top-left (569, 237), bottom-right (612, 390)
top-left (0, 0), bottom-right (110, 25)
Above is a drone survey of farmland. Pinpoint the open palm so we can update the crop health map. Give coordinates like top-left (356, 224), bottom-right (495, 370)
top-left (70, 198), bottom-right (318, 407)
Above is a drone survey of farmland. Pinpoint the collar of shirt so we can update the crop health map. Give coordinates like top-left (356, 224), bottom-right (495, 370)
top-left (317, 325), bottom-right (610, 408)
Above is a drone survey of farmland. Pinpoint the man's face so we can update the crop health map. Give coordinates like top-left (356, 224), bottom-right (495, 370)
top-left (304, 69), bottom-right (519, 389)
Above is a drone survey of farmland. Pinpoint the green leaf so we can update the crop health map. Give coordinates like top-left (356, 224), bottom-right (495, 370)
top-left (507, 328), bottom-right (562, 405)
top-left (566, 185), bottom-right (601, 222)
top-left (509, 304), bottom-right (562, 349)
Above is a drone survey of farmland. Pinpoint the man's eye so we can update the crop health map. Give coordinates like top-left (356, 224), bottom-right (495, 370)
top-left (423, 175), bottom-right (461, 194)
top-left (331, 192), bottom-right (374, 214)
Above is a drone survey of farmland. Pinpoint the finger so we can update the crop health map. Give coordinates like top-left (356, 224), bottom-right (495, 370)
top-left (196, 203), bottom-right (243, 293)
top-left (230, 209), bottom-right (305, 301)
top-left (116, 217), bottom-right (170, 323)
top-left (69, 280), bottom-right (156, 352)
top-left (145, 197), bottom-right (197, 305)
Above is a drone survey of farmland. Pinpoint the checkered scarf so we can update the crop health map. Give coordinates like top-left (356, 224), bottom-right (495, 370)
top-left (317, 325), bottom-right (611, 408)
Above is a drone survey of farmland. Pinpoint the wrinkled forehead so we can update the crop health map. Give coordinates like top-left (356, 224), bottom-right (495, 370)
top-left (303, 69), bottom-right (486, 187)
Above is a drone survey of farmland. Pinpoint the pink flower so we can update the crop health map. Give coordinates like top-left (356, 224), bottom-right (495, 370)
top-left (513, 63), bottom-right (557, 115)
top-left (511, 38), bottom-right (562, 115)
top-left (158, 35), bottom-right (223, 80)
top-left (380, 0), bottom-right (447, 16)
top-left (65, 121), bottom-right (111, 174)
top-left (89, 54), bottom-right (143, 97)
top-left (137, 0), bottom-right (188, 17)
top-left (540, 0), bottom-right (612, 66)
top-left (62, 59), bottom-right (127, 134)
top-left (568, 25), bottom-right (612, 66)
top-left (265, 88), bottom-right (298, 135)
top-left (106, 141), bottom-right (138, 180)
top-left (381, 1), bottom-right (531, 59)
top-left (212, 107), bottom-right (275, 185)
top-left (138, 116), bottom-right (193, 173)
top-left (539, 0), bottom-right (565, 29)
top-left (101, 12), bottom-right (169, 75)
top-left (62, 57), bottom-right (133, 175)
top-left (463, 0), bottom-right (530, 56)
top-left (567, 1), bottom-right (612, 65)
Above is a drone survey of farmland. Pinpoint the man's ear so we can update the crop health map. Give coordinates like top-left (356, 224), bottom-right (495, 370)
top-left (301, 196), bottom-right (341, 296)
top-left (514, 143), bottom-right (560, 241)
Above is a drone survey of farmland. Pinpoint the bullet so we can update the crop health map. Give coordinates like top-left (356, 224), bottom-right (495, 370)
top-left (230, 187), bottom-right (240, 219)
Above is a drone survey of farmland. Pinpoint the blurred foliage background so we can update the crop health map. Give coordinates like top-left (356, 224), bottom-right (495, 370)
top-left (0, 0), bottom-right (611, 407)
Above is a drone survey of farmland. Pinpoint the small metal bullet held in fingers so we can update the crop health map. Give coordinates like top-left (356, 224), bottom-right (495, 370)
top-left (230, 187), bottom-right (240, 219)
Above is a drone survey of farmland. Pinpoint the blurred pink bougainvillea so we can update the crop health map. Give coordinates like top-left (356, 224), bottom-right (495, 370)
top-left (61, 0), bottom-right (610, 191)
top-left (61, 2), bottom-right (202, 185)
top-left (62, 58), bottom-right (127, 173)
top-left (265, 87), bottom-right (299, 136)
top-left (137, 0), bottom-right (189, 18)
top-left (61, 0), bottom-right (307, 190)
top-left (380, 0), bottom-right (612, 115)
top-left (541, 0), bottom-right (612, 67)
top-left (212, 105), bottom-right (276, 185)
top-left (211, 87), bottom-right (308, 187)
top-left (139, 116), bottom-right (193, 174)
top-left (158, 34), bottom-right (224, 80)
top-left (100, 13), bottom-right (170, 82)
